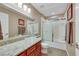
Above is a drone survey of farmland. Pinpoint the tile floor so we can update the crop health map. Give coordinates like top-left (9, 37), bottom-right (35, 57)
top-left (42, 47), bottom-right (67, 56)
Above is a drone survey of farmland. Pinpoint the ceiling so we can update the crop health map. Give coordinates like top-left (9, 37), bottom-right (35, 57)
top-left (31, 3), bottom-right (68, 17)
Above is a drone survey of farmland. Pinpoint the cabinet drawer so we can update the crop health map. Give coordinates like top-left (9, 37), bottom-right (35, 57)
top-left (26, 45), bottom-right (36, 55)
top-left (36, 41), bottom-right (41, 50)
top-left (17, 41), bottom-right (41, 56)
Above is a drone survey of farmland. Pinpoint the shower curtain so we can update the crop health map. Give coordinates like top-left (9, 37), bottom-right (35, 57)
top-left (42, 21), bottom-right (53, 42)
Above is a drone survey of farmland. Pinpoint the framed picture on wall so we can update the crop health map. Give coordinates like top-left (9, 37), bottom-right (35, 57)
top-left (67, 4), bottom-right (73, 21)
top-left (18, 19), bottom-right (24, 25)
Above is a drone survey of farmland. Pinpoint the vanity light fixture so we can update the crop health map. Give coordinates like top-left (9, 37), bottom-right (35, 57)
top-left (18, 3), bottom-right (23, 8)
top-left (23, 5), bottom-right (28, 11)
top-left (28, 8), bottom-right (31, 14)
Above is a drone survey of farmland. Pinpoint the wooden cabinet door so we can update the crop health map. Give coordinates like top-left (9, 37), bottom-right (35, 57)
top-left (27, 41), bottom-right (41, 56)
top-left (0, 21), bottom-right (3, 40)
top-left (17, 41), bottom-right (41, 56)
top-left (66, 3), bottom-right (73, 44)
top-left (26, 45), bottom-right (36, 55)
top-left (36, 41), bottom-right (41, 56)
top-left (68, 22), bottom-right (73, 44)
top-left (65, 22), bottom-right (73, 44)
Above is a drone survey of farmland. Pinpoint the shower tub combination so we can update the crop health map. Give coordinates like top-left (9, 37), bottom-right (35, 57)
top-left (41, 19), bottom-right (67, 54)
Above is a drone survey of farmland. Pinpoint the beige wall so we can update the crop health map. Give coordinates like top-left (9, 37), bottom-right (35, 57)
top-left (0, 4), bottom-right (42, 37)
top-left (27, 4), bottom-right (42, 35)
top-left (0, 6), bottom-right (27, 37)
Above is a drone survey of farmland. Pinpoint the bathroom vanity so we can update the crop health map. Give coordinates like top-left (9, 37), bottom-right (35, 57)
top-left (17, 40), bottom-right (41, 56)
top-left (0, 36), bottom-right (41, 56)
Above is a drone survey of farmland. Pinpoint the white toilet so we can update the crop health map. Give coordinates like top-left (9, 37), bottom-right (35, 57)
top-left (41, 42), bottom-right (49, 54)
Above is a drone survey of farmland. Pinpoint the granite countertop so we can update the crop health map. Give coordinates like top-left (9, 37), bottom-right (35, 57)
top-left (0, 36), bottom-right (41, 56)
top-left (0, 35), bottom-right (29, 46)
top-left (0, 35), bottom-right (40, 46)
